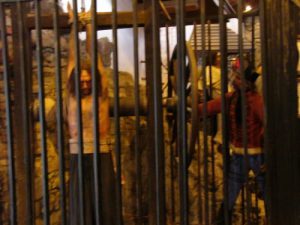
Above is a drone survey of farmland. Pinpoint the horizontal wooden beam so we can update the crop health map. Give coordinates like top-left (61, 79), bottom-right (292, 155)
top-left (24, 2), bottom-right (221, 32)
top-left (25, 11), bottom-right (146, 30)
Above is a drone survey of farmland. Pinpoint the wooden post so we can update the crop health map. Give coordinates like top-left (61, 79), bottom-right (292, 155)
top-left (261, 1), bottom-right (300, 224)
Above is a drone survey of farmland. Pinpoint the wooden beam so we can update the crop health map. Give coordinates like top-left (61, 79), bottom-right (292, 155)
top-left (25, 11), bottom-right (146, 30)
top-left (24, 0), bottom-right (220, 31)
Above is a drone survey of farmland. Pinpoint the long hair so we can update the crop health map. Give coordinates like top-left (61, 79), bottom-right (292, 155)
top-left (66, 60), bottom-right (102, 98)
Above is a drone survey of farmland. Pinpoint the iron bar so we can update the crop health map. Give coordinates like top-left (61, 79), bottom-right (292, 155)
top-left (251, 14), bottom-right (259, 225)
top-left (218, 0), bottom-right (230, 224)
top-left (176, 0), bottom-right (188, 224)
top-left (237, 0), bottom-right (251, 223)
top-left (132, 0), bottom-right (142, 224)
top-left (71, 0), bottom-right (85, 224)
top-left (16, 2), bottom-right (34, 224)
top-left (52, 1), bottom-right (67, 224)
top-left (0, 4), bottom-right (17, 225)
top-left (200, 0), bottom-right (209, 224)
top-left (112, 0), bottom-right (123, 224)
top-left (166, 23), bottom-right (176, 224)
top-left (259, 0), bottom-right (267, 221)
top-left (193, 23), bottom-right (203, 225)
top-left (251, 16), bottom-right (255, 68)
top-left (90, 1), bottom-right (103, 225)
top-left (151, 0), bottom-right (166, 224)
top-left (34, 0), bottom-right (50, 224)
top-left (207, 19), bottom-right (217, 222)
top-left (197, 137), bottom-right (203, 224)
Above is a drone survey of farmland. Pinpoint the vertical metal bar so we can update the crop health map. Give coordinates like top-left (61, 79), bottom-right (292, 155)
top-left (0, 4), bottom-right (17, 225)
top-left (166, 23), bottom-right (175, 224)
top-left (151, 0), bottom-right (166, 224)
top-left (207, 20), bottom-right (217, 222)
top-left (71, 1), bottom-right (85, 224)
top-left (259, 0), bottom-right (267, 222)
top-left (251, 16), bottom-right (255, 68)
top-left (237, 0), bottom-right (251, 223)
top-left (259, 0), bottom-right (267, 104)
top-left (52, 1), bottom-right (67, 224)
top-left (34, 0), bottom-right (50, 224)
top-left (132, 1), bottom-right (142, 224)
top-left (193, 23), bottom-right (203, 225)
top-left (218, 0), bottom-right (230, 224)
top-left (197, 137), bottom-right (203, 224)
top-left (200, 0), bottom-right (209, 224)
top-left (90, 1), bottom-right (103, 225)
top-left (111, 1), bottom-right (123, 224)
top-left (207, 21), bottom-right (213, 98)
top-left (176, 0), bottom-right (188, 224)
top-left (16, 2), bottom-right (34, 224)
top-left (166, 24), bottom-right (172, 98)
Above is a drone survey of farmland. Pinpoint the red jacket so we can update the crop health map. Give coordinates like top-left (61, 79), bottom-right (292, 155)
top-left (199, 91), bottom-right (264, 148)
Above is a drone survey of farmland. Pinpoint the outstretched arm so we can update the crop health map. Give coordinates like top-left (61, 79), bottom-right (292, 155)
top-left (198, 92), bottom-right (233, 117)
top-left (66, 3), bottom-right (77, 79)
top-left (85, 14), bottom-right (110, 136)
top-left (85, 22), bottom-right (106, 79)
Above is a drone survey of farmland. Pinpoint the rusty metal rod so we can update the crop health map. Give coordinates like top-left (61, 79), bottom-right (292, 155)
top-left (52, 1), bottom-right (67, 224)
top-left (34, 0), bottom-right (50, 224)
top-left (132, 0), bottom-right (142, 224)
top-left (166, 23), bottom-right (176, 224)
top-left (237, 0), bottom-right (252, 223)
top-left (0, 4), bottom-right (17, 225)
top-left (193, 22), bottom-right (204, 225)
top-left (112, 0), bottom-right (123, 224)
top-left (151, 0), bottom-right (166, 224)
top-left (207, 19), bottom-right (217, 221)
top-left (176, 0), bottom-right (189, 224)
top-left (90, 1), bottom-right (103, 225)
top-left (199, 0), bottom-right (209, 223)
top-left (218, 0), bottom-right (230, 224)
top-left (71, 0), bottom-right (85, 224)
top-left (251, 16), bottom-right (255, 68)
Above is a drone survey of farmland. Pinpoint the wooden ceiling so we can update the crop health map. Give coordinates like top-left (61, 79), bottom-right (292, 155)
top-left (137, 0), bottom-right (259, 21)
top-left (227, 0), bottom-right (259, 10)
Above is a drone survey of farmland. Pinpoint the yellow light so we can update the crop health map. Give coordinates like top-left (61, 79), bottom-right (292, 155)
top-left (244, 5), bottom-right (252, 12)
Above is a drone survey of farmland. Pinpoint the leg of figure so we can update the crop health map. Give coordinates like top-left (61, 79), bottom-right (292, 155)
top-left (100, 152), bottom-right (117, 225)
top-left (250, 154), bottom-right (265, 200)
top-left (69, 155), bottom-right (80, 225)
top-left (84, 155), bottom-right (95, 225)
top-left (215, 154), bottom-right (245, 225)
top-left (69, 154), bottom-right (96, 225)
top-left (250, 154), bottom-right (266, 222)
